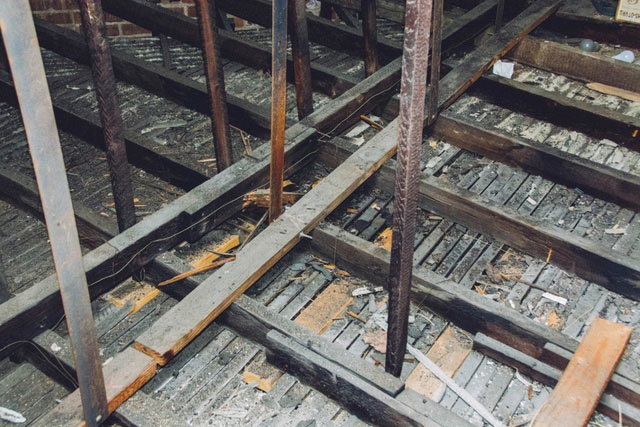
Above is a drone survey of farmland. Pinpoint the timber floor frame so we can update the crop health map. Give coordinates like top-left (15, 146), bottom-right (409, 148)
top-left (0, 0), bottom-right (639, 425)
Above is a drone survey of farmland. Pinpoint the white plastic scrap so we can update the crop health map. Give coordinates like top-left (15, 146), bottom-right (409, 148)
top-left (541, 292), bottom-right (567, 306)
top-left (604, 224), bottom-right (627, 235)
top-left (50, 342), bottom-right (61, 353)
top-left (613, 50), bottom-right (635, 63)
top-left (352, 286), bottom-right (384, 297)
top-left (0, 408), bottom-right (26, 424)
top-left (492, 60), bottom-right (515, 79)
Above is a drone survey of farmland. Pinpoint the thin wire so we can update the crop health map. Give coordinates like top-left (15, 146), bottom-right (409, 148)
top-left (0, 340), bottom-right (78, 387)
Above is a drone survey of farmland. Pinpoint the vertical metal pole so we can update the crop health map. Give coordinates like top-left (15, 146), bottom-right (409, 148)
top-left (288, 0), bottom-right (314, 120)
top-left (361, 0), bottom-right (379, 77)
top-left (428, 0), bottom-right (443, 124)
top-left (385, 0), bottom-right (433, 377)
top-left (0, 1), bottom-right (108, 424)
top-left (269, 0), bottom-right (288, 223)
top-left (77, 0), bottom-right (136, 233)
top-left (195, 0), bottom-right (234, 171)
top-left (495, 0), bottom-right (505, 30)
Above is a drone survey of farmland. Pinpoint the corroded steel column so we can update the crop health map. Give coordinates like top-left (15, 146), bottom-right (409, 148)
top-left (385, 0), bottom-right (433, 377)
top-left (77, 0), bottom-right (136, 232)
top-left (195, 0), bottom-right (234, 171)
top-left (269, 0), bottom-right (288, 222)
top-left (0, 1), bottom-right (108, 424)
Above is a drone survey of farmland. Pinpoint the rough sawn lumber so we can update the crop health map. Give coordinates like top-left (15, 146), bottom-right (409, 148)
top-left (532, 318), bottom-right (632, 427)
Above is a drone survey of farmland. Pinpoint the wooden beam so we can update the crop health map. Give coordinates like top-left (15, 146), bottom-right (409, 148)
top-left (33, 18), bottom-right (274, 139)
top-left (533, 318), bottom-right (631, 427)
top-left (437, 0), bottom-right (562, 110)
top-left (216, 0), bottom-right (402, 64)
top-left (288, 0), bottom-right (314, 119)
top-left (319, 138), bottom-right (640, 302)
top-left (473, 333), bottom-right (640, 427)
top-left (0, 52), bottom-right (405, 359)
top-left (472, 73), bottom-right (640, 149)
top-left (361, 0), bottom-right (379, 77)
top-left (0, 70), bottom-right (207, 191)
top-left (309, 223), bottom-right (640, 409)
top-left (134, 119), bottom-right (401, 365)
top-left (544, 1), bottom-right (640, 50)
top-left (508, 36), bottom-right (640, 93)
top-left (32, 347), bottom-right (157, 427)
top-left (433, 112), bottom-right (640, 211)
top-left (269, 0), bottom-right (289, 222)
top-left (99, 0), bottom-right (356, 98)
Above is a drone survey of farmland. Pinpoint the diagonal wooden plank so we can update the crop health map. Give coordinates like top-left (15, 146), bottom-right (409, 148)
top-left (134, 119), bottom-right (401, 366)
top-left (532, 318), bottom-right (631, 427)
top-left (32, 347), bottom-right (157, 427)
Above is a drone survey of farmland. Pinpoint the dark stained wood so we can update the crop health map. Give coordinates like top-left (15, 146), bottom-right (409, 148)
top-left (33, 18), bottom-right (273, 139)
top-left (145, 252), bottom-right (405, 397)
top-left (319, 139), bottom-right (640, 301)
top-left (361, 0), bottom-right (379, 77)
top-left (508, 36), bottom-right (640, 93)
top-left (269, 0), bottom-right (289, 222)
top-left (32, 348), bottom-right (157, 427)
top-left (474, 333), bottom-right (640, 427)
top-left (472, 73), bottom-right (640, 150)
top-left (216, 0), bottom-right (402, 63)
top-left (194, 0), bottom-right (234, 170)
top-left (288, 0), bottom-right (314, 119)
top-left (437, 0), bottom-right (562, 110)
top-left (0, 70), bottom-right (207, 191)
top-left (265, 330), bottom-right (472, 427)
top-left (533, 318), bottom-right (631, 427)
top-left (100, 0), bottom-right (356, 98)
top-left (434, 112), bottom-right (640, 211)
top-left (134, 120), bottom-right (400, 366)
top-left (0, 43), bottom-right (410, 361)
top-left (309, 223), bottom-right (640, 409)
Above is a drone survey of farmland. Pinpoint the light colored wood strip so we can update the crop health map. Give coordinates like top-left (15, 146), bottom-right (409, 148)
top-left (405, 327), bottom-right (472, 400)
top-left (295, 282), bottom-right (353, 334)
top-left (134, 120), bottom-right (400, 366)
top-left (533, 317), bottom-right (631, 427)
top-left (33, 347), bottom-right (157, 427)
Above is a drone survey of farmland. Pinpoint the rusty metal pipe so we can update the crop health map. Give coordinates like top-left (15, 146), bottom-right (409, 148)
top-left (269, 0), bottom-right (288, 222)
top-left (77, 0), bottom-right (136, 233)
top-left (385, 0), bottom-right (433, 377)
top-left (0, 1), bottom-right (108, 423)
top-left (195, 0), bottom-right (234, 171)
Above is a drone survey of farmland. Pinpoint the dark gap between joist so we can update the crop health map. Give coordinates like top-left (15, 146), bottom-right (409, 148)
top-left (473, 333), bottom-right (640, 426)
top-left (100, 0), bottom-right (358, 98)
top-left (0, 70), bottom-right (208, 191)
top-left (309, 223), bottom-right (640, 409)
top-left (432, 113), bottom-right (640, 211)
top-left (318, 138), bottom-right (640, 301)
top-left (0, 50), bottom-right (403, 359)
top-left (507, 36), bottom-right (640, 94)
top-left (542, 8), bottom-right (640, 50)
top-left (32, 18), bottom-right (275, 139)
top-left (470, 74), bottom-right (640, 150)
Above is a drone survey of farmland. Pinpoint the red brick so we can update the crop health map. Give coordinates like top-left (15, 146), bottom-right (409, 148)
top-left (41, 11), bottom-right (74, 24)
top-left (29, 0), bottom-right (73, 11)
top-left (104, 12), bottom-right (124, 23)
top-left (106, 22), bottom-right (121, 36)
top-left (119, 22), bottom-right (151, 36)
top-left (186, 5), bottom-right (196, 17)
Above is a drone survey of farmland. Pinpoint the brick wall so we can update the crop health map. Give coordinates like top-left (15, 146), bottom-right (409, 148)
top-left (29, 0), bottom-right (197, 37)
